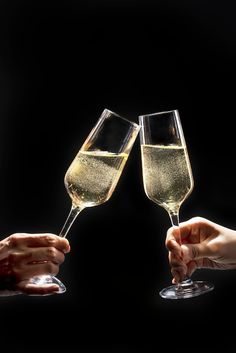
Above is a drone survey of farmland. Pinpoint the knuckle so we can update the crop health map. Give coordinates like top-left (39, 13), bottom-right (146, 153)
top-left (166, 239), bottom-right (174, 250)
top-left (8, 234), bottom-right (21, 248)
top-left (190, 216), bottom-right (207, 225)
top-left (44, 235), bottom-right (56, 245)
top-left (23, 251), bottom-right (34, 262)
top-left (47, 247), bottom-right (57, 260)
top-left (171, 268), bottom-right (177, 277)
top-left (191, 246), bottom-right (198, 259)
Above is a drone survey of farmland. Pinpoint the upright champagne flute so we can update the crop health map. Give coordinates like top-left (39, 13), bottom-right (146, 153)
top-left (30, 109), bottom-right (140, 293)
top-left (139, 109), bottom-right (214, 299)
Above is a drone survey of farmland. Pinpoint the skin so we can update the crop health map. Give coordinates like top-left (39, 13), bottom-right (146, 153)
top-left (0, 233), bottom-right (70, 295)
top-left (165, 217), bottom-right (236, 284)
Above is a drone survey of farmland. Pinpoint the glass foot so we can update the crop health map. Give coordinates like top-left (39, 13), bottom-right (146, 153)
top-left (159, 278), bottom-right (214, 299)
top-left (30, 275), bottom-right (66, 294)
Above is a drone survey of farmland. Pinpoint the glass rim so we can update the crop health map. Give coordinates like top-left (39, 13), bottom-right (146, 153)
top-left (138, 109), bottom-right (178, 119)
top-left (102, 108), bottom-right (140, 130)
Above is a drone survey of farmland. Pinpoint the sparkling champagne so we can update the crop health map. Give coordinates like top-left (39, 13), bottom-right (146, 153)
top-left (64, 150), bottom-right (128, 208)
top-left (141, 144), bottom-right (193, 213)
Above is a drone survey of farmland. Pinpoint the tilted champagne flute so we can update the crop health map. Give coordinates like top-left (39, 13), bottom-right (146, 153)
top-left (30, 109), bottom-right (140, 293)
top-left (139, 109), bottom-right (214, 299)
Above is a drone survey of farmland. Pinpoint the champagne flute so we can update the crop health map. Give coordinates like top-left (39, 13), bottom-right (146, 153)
top-left (30, 109), bottom-right (140, 294)
top-left (139, 109), bottom-right (214, 299)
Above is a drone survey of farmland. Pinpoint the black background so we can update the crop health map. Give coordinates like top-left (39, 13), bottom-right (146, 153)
top-left (1, 1), bottom-right (236, 352)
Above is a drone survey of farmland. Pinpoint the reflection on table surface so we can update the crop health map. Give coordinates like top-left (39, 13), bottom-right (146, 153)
top-left (0, 290), bottom-right (22, 297)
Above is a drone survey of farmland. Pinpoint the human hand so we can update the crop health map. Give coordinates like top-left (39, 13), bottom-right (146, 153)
top-left (165, 217), bottom-right (236, 284)
top-left (0, 233), bottom-right (70, 295)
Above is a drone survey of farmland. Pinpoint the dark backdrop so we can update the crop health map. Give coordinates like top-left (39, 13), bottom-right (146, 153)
top-left (0, 1), bottom-right (236, 352)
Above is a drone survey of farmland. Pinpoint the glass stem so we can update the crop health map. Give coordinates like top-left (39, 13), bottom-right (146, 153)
top-left (169, 211), bottom-right (193, 286)
top-left (59, 204), bottom-right (84, 238)
top-left (169, 211), bottom-right (181, 244)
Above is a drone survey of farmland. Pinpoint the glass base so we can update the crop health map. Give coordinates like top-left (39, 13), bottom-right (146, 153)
top-left (159, 279), bottom-right (214, 299)
top-left (29, 275), bottom-right (66, 295)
